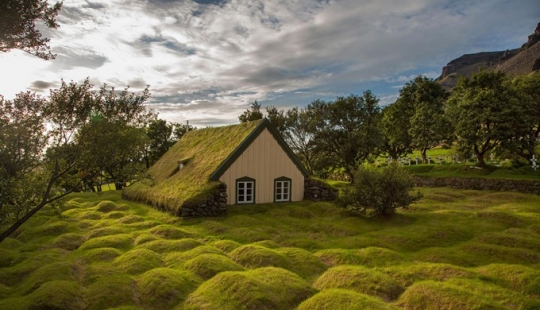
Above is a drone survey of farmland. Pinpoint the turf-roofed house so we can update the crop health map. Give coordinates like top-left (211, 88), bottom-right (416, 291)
top-left (123, 118), bottom-right (311, 217)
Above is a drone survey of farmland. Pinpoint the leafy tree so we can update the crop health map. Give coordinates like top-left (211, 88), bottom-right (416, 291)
top-left (265, 105), bottom-right (287, 134)
top-left (0, 79), bottom-right (152, 242)
top-left (447, 71), bottom-right (525, 166)
top-left (171, 122), bottom-right (197, 142)
top-left (510, 72), bottom-right (540, 160)
top-left (309, 91), bottom-right (382, 181)
top-left (238, 101), bottom-right (263, 123)
top-left (337, 163), bottom-right (422, 217)
top-left (282, 107), bottom-right (316, 173)
top-left (0, 0), bottom-right (62, 59)
top-left (145, 118), bottom-right (173, 168)
top-left (399, 76), bottom-right (451, 163)
top-left (380, 99), bottom-right (414, 160)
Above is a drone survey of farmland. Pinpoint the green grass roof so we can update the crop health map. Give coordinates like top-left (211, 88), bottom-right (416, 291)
top-left (123, 120), bottom-right (262, 214)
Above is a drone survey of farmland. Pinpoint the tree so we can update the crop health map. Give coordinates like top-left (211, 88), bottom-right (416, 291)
top-left (510, 72), bottom-right (540, 161)
top-left (265, 105), bottom-right (287, 134)
top-left (0, 79), bottom-right (153, 242)
top-left (447, 71), bottom-right (525, 166)
top-left (380, 99), bottom-right (414, 160)
top-left (0, 0), bottom-right (62, 59)
top-left (399, 76), bottom-right (451, 163)
top-left (145, 118), bottom-right (174, 168)
top-left (282, 107), bottom-right (316, 173)
top-left (309, 91), bottom-right (382, 181)
top-left (238, 101), bottom-right (263, 123)
top-left (337, 163), bottom-right (422, 217)
top-left (171, 122), bottom-right (197, 142)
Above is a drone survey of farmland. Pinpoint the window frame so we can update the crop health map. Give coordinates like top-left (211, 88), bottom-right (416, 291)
top-left (274, 176), bottom-right (292, 203)
top-left (236, 177), bottom-right (256, 204)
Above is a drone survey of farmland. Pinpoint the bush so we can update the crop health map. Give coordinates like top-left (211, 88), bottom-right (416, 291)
top-left (337, 163), bottom-right (422, 217)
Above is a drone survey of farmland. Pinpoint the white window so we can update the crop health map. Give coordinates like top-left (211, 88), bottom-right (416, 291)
top-left (237, 179), bottom-right (254, 204)
top-left (275, 179), bottom-right (291, 202)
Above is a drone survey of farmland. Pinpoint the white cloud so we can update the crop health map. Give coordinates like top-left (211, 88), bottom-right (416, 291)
top-left (0, 0), bottom-right (538, 126)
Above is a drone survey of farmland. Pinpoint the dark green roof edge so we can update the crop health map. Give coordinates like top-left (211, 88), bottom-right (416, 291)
top-left (209, 118), bottom-right (310, 181)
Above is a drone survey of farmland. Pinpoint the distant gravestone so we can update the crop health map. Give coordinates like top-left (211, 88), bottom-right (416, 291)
top-left (415, 156), bottom-right (420, 165)
top-left (532, 155), bottom-right (538, 171)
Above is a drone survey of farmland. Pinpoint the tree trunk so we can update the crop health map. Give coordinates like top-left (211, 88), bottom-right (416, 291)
top-left (115, 182), bottom-right (124, 190)
top-left (476, 153), bottom-right (486, 167)
top-left (0, 201), bottom-right (47, 243)
top-left (421, 149), bottom-right (427, 164)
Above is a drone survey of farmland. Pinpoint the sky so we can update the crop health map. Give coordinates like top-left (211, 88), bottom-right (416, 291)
top-left (1, 0), bottom-right (539, 126)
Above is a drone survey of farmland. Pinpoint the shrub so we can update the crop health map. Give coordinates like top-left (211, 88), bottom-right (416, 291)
top-left (337, 163), bottom-right (422, 217)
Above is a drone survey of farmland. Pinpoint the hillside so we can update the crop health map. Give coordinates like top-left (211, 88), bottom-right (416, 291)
top-left (437, 22), bottom-right (540, 90)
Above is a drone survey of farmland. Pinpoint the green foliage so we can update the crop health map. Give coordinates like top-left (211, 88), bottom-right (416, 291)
top-left (447, 70), bottom-right (525, 166)
top-left (0, 0), bottom-right (62, 59)
top-left (400, 76), bottom-right (451, 162)
top-left (381, 100), bottom-right (415, 159)
top-left (308, 91), bottom-right (382, 179)
top-left (337, 163), bottom-right (422, 216)
top-left (238, 101), bottom-right (264, 123)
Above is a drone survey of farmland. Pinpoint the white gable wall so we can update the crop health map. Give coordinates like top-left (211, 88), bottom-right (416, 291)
top-left (219, 128), bottom-right (305, 204)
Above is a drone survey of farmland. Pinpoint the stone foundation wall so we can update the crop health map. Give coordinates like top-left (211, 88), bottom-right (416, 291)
top-left (413, 176), bottom-right (540, 195)
top-left (180, 183), bottom-right (228, 217)
top-left (304, 179), bottom-right (338, 201)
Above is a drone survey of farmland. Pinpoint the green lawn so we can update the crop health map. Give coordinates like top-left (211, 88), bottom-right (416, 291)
top-left (1, 189), bottom-right (539, 309)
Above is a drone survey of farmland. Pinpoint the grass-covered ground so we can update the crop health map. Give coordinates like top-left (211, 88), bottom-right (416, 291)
top-left (1, 188), bottom-right (539, 309)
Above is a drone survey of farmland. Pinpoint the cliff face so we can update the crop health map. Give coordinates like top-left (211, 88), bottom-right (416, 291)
top-left (437, 23), bottom-right (540, 90)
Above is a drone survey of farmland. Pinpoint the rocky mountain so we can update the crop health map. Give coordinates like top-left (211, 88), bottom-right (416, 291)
top-left (437, 22), bottom-right (540, 90)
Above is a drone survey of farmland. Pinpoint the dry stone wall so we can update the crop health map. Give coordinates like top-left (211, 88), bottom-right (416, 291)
top-left (413, 176), bottom-right (540, 195)
top-left (304, 179), bottom-right (338, 201)
top-left (180, 183), bottom-right (228, 217)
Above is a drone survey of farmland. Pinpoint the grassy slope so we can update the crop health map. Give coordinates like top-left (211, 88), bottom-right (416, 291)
top-left (0, 189), bottom-right (539, 309)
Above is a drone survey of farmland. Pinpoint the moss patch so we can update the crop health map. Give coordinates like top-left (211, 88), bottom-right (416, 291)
top-left (114, 248), bottom-right (164, 274)
top-left (297, 289), bottom-right (398, 310)
top-left (79, 233), bottom-right (133, 251)
top-left (314, 265), bottom-right (404, 301)
top-left (229, 244), bottom-right (292, 270)
top-left (184, 267), bottom-right (315, 310)
top-left (26, 280), bottom-right (86, 310)
top-left (137, 268), bottom-right (202, 309)
top-left (183, 254), bottom-right (245, 279)
top-left (137, 238), bottom-right (203, 253)
top-left (86, 274), bottom-right (137, 310)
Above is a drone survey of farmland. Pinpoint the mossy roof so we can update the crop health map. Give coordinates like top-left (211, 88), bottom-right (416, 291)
top-left (124, 118), bottom-right (308, 213)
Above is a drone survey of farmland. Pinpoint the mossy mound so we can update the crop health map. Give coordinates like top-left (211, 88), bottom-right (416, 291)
top-left (86, 274), bottom-right (137, 310)
top-left (184, 267), bottom-right (315, 310)
top-left (210, 239), bottom-right (242, 252)
top-left (0, 249), bottom-right (65, 286)
top-left (133, 233), bottom-right (160, 245)
top-left (229, 244), bottom-right (292, 270)
top-left (476, 211), bottom-right (525, 227)
top-left (17, 261), bottom-right (76, 295)
top-left (96, 200), bottom-right (119, 213)
top-left (275, 247), bottom-right (327, 280)
top-left (164, 245), bottom-right (226, 269)
top-left (382, 262), bottom-right (478, 287)
top-left (26, 280), bottom-right (86, 310)
top-left (200, 220), bottom-right (230, 234)
top-left (118, 215), bottom-right (145, 224)
top-left (114, 248), bottom-right (164, 274)
top-left (0, 283), bottom-right (11, 299)
top-left (315, 248), bottom-right (402, 267)
top-left (251, 240), bottom-right (281, 249)
top-left (297, 289), bottom-right (398, 310)
top-left (314, 265), bottom-right (403, 301)
top-left (475, 263), bottom-right (540, 295)
top-left (79, 233), bottom-right (133, 251)
top-left (149, 224), bottom-right (192, 239)
top-left (78, 247), bottom-right (123, 262)
top-left (0, 237), bottom-right (23, 250)
top-left (0, 248), bottom-right (19, 268)
top-left (137, 238), bottom-right (203, 253)
top-left (79, 211), bottom-right (103, 220)
top-left (51, 233), bottom-right (86, 251)
top-left (183, 254), bottom-right (245, 279)
top-left (86, 227), bottom-right (127, 239)
top-left (17, 221), bottom-right (77, 241)
top-left (476, 231), bottom-right (540, 251)
top-left (137, 268), bottom-right (202, 309)
top-left (396, 280), bottom-right (506, 310)
top-left (106, 211), bottom-right (127, 219)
